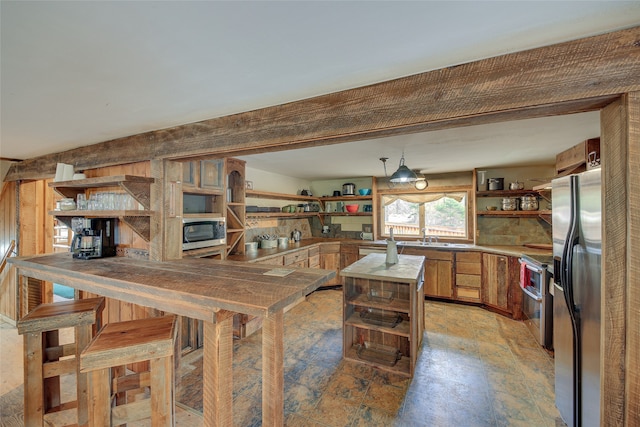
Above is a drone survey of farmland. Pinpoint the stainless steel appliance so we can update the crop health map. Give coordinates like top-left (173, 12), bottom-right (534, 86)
top-left (71, 218), bottom-right (117, 259)
top-left (552, 168), bottom-right (601, 427)
top-left (487, 177), bottom-right (504, 190)
top-left (519, 254), bottom-right (553, 350)
top-left (342, 183), bottom-right (356, 196)
top-left (182, 216), bottom-right (226, 250)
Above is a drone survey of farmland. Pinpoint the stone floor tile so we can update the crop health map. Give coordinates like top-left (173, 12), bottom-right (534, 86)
top-left (362, 381), bottom-right (406, 413)
top-left (352, 404), bottom-right (400, 427)
top-left (1, 291), bottom-right (564, 427)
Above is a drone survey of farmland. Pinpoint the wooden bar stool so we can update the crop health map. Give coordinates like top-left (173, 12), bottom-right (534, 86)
top-left (17, 297), bottom-right (105, 427)
top-left (80, 315), bottom-right (178, 427)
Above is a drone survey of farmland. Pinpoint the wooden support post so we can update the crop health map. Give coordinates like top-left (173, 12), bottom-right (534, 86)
top-left (262, 310), bottom-right (284, 426)
top-left (202, 311), bottom-right (234, 427)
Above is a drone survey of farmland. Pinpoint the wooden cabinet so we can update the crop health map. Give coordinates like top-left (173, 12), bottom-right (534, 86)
top-left (284, 248), bottom-right (308, 268)
top-left (455, 251), bottom-right (482, 302)
top-left (341, 253), bottom-right (424, 377)
top-left (481, 253), bottom-right (523, 319)
top-left (320, 242), bottom-right (341, 286)
top-left (420, 249), bottom-right (454, 299)
top-left (556, 137), bottom-right (600, 174)
top-left (308, 245), bottom-right (320, 268)
top-left (340, 243), bottom-right (359, 270)
top-left (182, 159), bottom-right (224, 192)
top-left (482, 253), bottom-right (511, 313)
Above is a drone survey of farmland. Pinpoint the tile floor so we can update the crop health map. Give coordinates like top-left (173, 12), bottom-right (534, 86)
top-left (1, 289), bottom-right (564, 426)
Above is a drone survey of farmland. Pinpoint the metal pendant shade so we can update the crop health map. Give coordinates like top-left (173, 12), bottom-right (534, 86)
top-left (390, 154), bottom-right (417, 183)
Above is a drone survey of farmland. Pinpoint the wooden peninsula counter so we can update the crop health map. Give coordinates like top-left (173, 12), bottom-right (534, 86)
top-left (9, 253), bottom-right (336, 426)
top-left (340, 253), bottom-right (425, 377)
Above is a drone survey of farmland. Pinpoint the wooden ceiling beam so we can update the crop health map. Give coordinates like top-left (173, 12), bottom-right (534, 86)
top-left (5, 26), bottom-right (640, 181)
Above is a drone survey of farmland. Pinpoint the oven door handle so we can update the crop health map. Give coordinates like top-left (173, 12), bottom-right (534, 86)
top-left (518, 258), bottom-right (544, 275)
top-left (522, 286), bottom-right (543, 302)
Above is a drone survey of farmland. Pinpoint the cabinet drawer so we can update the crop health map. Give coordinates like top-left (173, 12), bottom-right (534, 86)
top-left (422, 250), bottom-right (454, 261)
top-left (308, 254), bottom-right (320, 268)
top-left (320, 242), bottom-right (340, 254)
top-left (456, 274), bottom-right (481, 288)
top-left (457, 262), bottom-right (481, 275)
top-left (288, 260), bottom-right (308, 269)
top-left (285, 249), bottom-right (308, 265)
top-left (308, 246), bottom-right (320, 258)
top-left (258, 256), bottom-right (284, 266)
top-left (456, 252), bottom-right (481, 263)
top-left (457, 287), bottom-right (481, 301)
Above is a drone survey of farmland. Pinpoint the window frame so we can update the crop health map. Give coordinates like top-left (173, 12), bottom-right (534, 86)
top-left (377, 187), bottom-right (474, 243)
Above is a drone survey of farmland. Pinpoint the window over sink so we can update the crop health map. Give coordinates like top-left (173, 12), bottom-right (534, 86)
top-left (381, 191), bottom-right (469, 240)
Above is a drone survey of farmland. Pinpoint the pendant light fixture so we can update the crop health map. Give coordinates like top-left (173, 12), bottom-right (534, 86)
top-left (389, 152), bottom-right (417, 183)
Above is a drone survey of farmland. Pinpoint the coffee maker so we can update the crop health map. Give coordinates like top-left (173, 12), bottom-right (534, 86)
top-left (71, 218), bottom-right (117, 259)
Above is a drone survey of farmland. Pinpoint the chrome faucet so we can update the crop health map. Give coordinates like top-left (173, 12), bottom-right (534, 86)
top-left (420, 229), bottom-right (440, 245)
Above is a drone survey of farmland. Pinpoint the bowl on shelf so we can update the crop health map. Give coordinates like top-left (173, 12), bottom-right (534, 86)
top-left (487, 206), bottom-right (498, 211)
top-left (358, 188), bottom-right (371, 196)
top-left (345, 204), bottom-right (359, 213)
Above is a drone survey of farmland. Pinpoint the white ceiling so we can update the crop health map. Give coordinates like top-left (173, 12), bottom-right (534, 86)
top-left (2, 1), bottom-right (639, 179)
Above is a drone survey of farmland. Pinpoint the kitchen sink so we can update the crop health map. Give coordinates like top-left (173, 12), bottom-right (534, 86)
top-left (398, 241), bottom-right (474, 249)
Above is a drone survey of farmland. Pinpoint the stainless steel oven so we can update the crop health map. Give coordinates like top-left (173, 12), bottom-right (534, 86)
top-left (519, 254), bottom-right (554, 350)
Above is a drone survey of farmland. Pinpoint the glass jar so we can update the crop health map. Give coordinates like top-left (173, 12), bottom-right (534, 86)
top-left (59, 198), bottom-right (76, 211)
top-left (501, 197), bottom-right (518, 211)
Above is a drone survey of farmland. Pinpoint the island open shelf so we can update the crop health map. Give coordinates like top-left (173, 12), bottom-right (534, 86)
top-left (340, 253), bottom-right (425, 377)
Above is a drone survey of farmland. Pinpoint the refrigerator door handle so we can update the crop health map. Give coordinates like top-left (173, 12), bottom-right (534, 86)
top-left (562, 176), bottom-right (580, 315)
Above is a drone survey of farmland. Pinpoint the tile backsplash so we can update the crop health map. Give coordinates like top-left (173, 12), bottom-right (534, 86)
top-left (477, 217), bottom-right (551, 246)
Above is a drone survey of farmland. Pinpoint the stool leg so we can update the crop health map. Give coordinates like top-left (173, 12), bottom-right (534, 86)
top-left (43, 330), bottom-right (61, 412)
top-left (88, 368), bottom-right (111, 427)
top-left (76, 323), bottom-right (93, 426)
top-left (24, 332), bottom-right (44, 426)
top-left (150, 356), bottom-right (175, 427)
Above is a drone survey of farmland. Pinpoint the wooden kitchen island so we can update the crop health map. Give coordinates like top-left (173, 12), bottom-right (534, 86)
top-left (8, 253), bottom-right (336, 426)
top-left (340, 253), bottom-right (425, 377)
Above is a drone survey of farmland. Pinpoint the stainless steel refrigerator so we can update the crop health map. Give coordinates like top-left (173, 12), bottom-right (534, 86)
top-left (552, 168), bottom-right (601, 427)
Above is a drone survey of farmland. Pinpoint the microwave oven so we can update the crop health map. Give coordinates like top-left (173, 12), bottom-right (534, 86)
top-left (182, 216), bottom-right (226, 250)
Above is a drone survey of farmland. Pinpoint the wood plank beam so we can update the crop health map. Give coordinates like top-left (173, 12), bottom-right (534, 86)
top-left (5, 27), bottom-right (640, 181)
top-left (601, 91), bottom-right (640, 426)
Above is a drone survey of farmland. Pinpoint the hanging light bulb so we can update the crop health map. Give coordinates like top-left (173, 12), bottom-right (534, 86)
top-left (390, 152), bottom-right (417, 183)
top-left (414, 170), bottom-right (428, 190)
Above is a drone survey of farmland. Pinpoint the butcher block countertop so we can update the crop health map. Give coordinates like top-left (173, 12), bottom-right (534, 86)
top-left (340, 253), bottom-right (425, 283)
top-left (8, 253), bottom-right (336, 321)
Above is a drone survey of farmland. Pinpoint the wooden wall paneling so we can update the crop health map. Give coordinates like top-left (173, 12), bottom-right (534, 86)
top-left (5, 27), bottom-right (640, 182)
top-left (0, 181), bottom-right (18, 321)
top-left (18, 180), bottom-right (55, 304)
top-left (601, 92), bottom-right (639, 426)
top-left (18, 181), bottom-right (37, 256)
top-left (150, 159), bottom-right (182, 262)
